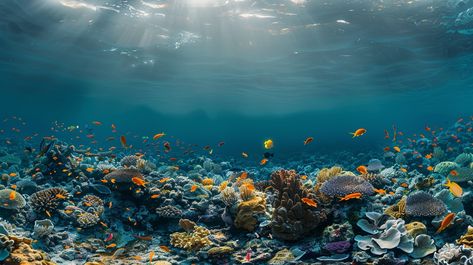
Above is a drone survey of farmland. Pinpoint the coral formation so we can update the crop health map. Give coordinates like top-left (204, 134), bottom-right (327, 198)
top-left (319, 175), bottom-right (374, 197)
top-left (234, 195), bottom-right (266, 231)
top-left (170, 222), bottom-right (211, 251)
top-left (457, 226), bottom-right (473, 248)
top-left (29, 187), bottom-right (68, 213)
top-left (0, 189), bottom-right (26, 210)
top-left (405, 191), bottom-right (447, 217)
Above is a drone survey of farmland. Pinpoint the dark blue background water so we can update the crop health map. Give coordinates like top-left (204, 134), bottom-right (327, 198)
top-left (1, 0), bottom-right (473, 158)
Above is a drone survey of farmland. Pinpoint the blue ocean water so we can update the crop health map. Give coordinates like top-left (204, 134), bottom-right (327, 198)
top-left (0, 0), bottom-right (473, 154)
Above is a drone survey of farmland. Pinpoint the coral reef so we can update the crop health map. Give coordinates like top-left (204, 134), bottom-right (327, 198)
top-left (29, 187), bottom-right (68, 214)
top-left (170, 221), bottom-right (211, 251)
top-left (234, 195), bottom-right (266, 231)
top-left (0, 189), bottom-right (26, 210)
top-left (405, 191), bottom-right (447, 217)
top-left (319, 175), bottom-right (374, 197)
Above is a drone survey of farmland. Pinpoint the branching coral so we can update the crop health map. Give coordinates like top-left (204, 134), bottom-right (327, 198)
top-left (81, 195), bottom-right (104, 216)
top-left (270, 169), bottom-right (327, 241)
top-left (29, 188), bottom-right (68, 214)
top-left (0, 189), bottom-right (26, 210)
top-left (77, 212), bottom-right (100, 228)
top-left (457, 226), bottom-right (473, 248)
top-left (170, 222), bottom-right (211, 251)
top-left (405, 191), bottom-right (446, 217)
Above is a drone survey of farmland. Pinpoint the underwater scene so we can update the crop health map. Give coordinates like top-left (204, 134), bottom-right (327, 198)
top-left (2, 0), bottom-right (473, 264)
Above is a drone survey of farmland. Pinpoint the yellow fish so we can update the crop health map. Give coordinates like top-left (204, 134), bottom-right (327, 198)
top-left (444, 178), bottom-right (463, 197)
top-left (153, 133), bottom-right (165, 140)
top-left (263, 139), bottom-right (273, 149)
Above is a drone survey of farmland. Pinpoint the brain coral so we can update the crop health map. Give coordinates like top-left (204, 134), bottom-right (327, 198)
top-left (319, 175), bottom-right (374, 197)
top-left (29, 188), bottom-right (69, 213)
top-left (0, 189), bottom-right (26, 210)
top-left (405, 191), bottom-right (446, 217)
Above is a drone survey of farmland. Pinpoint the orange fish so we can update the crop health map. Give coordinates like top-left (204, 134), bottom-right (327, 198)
top-left (444, 178), bottom-right (462, 197)
top-left (450, 170), bottom-right (458, 176)
top-left (190, 185), bottom-right (198, 192)
top-left (304, 137), bottom-right (314, 145)
top-left (400, 182), bottom-right (408, 188)
top-left (120, 135), bottom-right (128, 148)
top-left (400, 168), bottom-right (407, 173)
top-left (101, 179), bottom-right (108, 183)
top-left (106, 243), bottom-right (117, 248)
top-left (393, 146), bottom-right (401, 152)
top-left (384, 147), bottom-right (390, 152)
top-left (301, 197), bottom-right (317, 207)
top-left (427, 166), bottom-right (434, 171)
top-left (436, 213), bottom-right (455, 233)
top-left (55, 194), bottom-right (66, 199)
top-left (384, 129), bottom-right (390, 139)
top-left (149, 251), bottom-right (155, 263)
top-left (159, 177), bottom-right (170, 183)
top-left (356, 165), bottom-right (368, 175)
top-left (9, 173), bottom-right (17, 177)
top-left (425, 125), bottom-right (431, 131)
top-left (219, 181), bottom-right (229, 191)
top-left (339, 192), bottom-right (363, 201)
top-left (131, 177), bottom-right (146, 187)
top-left (86, 167), bottom-right (94, 173)
top-left (425, 154), bottom-right (432, 159)
top-left (159, 246), bottom-right (171, 252)
top-left (350, 128), bottom-right (366, 138)
top-left (9, 191), bottom-right (16, 200)
top-left (92, 121), bottom-right (102, 126)
top-left (301, 175), bottom-right (307, 180)
top-left (373, 188), bottom-right (386, 195)
top-left (239, 171), bottom-right (248, 179)
top-left (153, 133), bottom-right (165, 140)
top-left (150, 194), bottom-right (160, 199)
top-left (260, 158), bottom-right (268, 165)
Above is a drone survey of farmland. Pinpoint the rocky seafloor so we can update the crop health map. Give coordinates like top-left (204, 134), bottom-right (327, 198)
top-left (1, 119), bottom-right (473, 265)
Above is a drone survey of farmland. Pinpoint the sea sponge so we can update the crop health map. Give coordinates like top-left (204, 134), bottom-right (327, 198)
top-left (81, 195), bottom-right (104, 216)
top-left (457, 226), bottom-right (473, 248)
top-left (29, 188), bottom-right (68, 213)
top-left (405, 222), bottom-right (427, 238)
top-left (156, 205), bottom-right (183, 218)
top-left (384, 197), bottom-right (407, 219)
top-left (220, 187), bottom-right (239, 207)
top-left (170, 225), bottom-right (211, 251)
top-left (234, 196), bottom-right (266, 231)
top-left (319, 175), bottom-right (374, 197)
top-left (77, 212), bottom-right (100, 228)
top-left (405, 191), bottom-right (446, 217)
top-left (271, 169), bottom-right (327, 241)
top-left (104, 168), bottom-right (143, 183)
top-left (0, 189), bottom-right (26, 210)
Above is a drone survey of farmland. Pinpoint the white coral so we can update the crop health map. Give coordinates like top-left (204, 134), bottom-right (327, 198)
top-left (434, 243), bottom-right (461, 265)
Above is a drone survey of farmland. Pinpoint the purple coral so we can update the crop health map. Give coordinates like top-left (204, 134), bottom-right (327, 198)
top-left (325, 241), bottom-right (351, 253)
top-left (319, 175), bottom-right (374, 197)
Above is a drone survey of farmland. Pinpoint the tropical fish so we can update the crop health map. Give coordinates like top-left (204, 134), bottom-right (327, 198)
top-left (153, 133), bottom-right (165, 140)
top-left (384, 129), bottom-right (390, 139)
top-left (427, 166), bottom-right (434, 171)
top-left (241, 152), bottom-right (248, 158)
top-left (149, 250), bottom-right (155, 263)
top-left (301, 198), bottom-right (317, 207)
top-left (373, 188), bottom-right (386, 195)
top-left (444, 178), bottom-right (462, 197)
top-left (159, 177), bottom-right (170, 183)
top-left (163, 141), bottom-right (171, 152)
top-left (150, 194), bottom-right (160, 199)
top-left (104, 233), bottom-right (113, 242)
top-left (450, 170), bottom-right (458, 176)
top-left (219, 181), bottom-right (228, 191)
top-left (160, 245), bottom-right (171, 252)
top-left (55, 194), bottom-right (67, 199)
top-left (85, 167), bottom-right (94, 173)
top-left (120, 135), bottom-right (128, 148)
top-left (9, 173), bottom-right (17, 177)
top-left (260, 158), bottom-right (268, 165)
top-left (350, 128), bottom-right (366, 138)
top-left (190, 185), bottom-right (198, 192)
top-left (106, 243), bottom-right (117, 248)
top-left (304, 137), bottom-right (313, 145)
top-left (218, 141), bottom-right (225, 147)
top-left (393, 146), bottom-right (401, 152)
top-left (436, 213), bottom-right (455, 233)
top-left (425, 154), bottom-right (432, 159)
top-left (92, 121), bottom-right (102, 126)
top-left (264, 139), bottom-right (273, 149)
top-left (245, 249), bottom-right (252, 262)
top-left (339, 192), bottom-right (362, 201)
top-left (356, 165), bottom-right (368, 175)
top-left (239, 171), bottom-right (248, 179)
top-left (9, 191), bottom-right (15, 200)
top-left (400, 168), bottom-right (408, 173)
top-left (132, 177), bottom-right (146, 187)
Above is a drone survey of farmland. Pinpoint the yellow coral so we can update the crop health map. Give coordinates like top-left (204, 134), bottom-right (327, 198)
top-left (316, 166), bottom-right (343, 183)
top-left (234, 195), bottom-right (266, 231)
top-left (3, 236), bottom-right (56, 265)
top-left (201, 178), bottom-right (214, 186)
top-left (457, 226), bottom-right (473, 248)
top-left (405, 221), bottom-right (427, 238)
top-left (170, 225), bottom-right (211, 251)
top-left (384, 197), bottom-right (407, 218)
top-left (220, 187), bottom-right (238, 206)
top-left (239, 184), bottom-right (255, 201)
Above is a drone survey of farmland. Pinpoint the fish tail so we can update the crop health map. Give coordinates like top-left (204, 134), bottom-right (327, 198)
top-left (435, 227), bottom-right (443, 234)
top-left (349, 132), bottom-right (355, 137)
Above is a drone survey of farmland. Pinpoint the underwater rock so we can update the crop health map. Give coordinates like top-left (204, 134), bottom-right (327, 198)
top-left (324, 241), bottom-right (351, 254)
top-left (319, 175), bottom-right (374, 197)
top-left (234, 195), bottom-right (266, 232)
top-left (207, 246), bottom-right (233, 257)
top-left (32, 219), bottom-right (54, 238)
top-left (316, 253), bottom-right (350, 262)
top-left (270, 169), bottom-right (327, 241)
top-left (15, 180), bottom-right (38, 195)
top-left (405, 191), bottom-right (446, 217)
top-left (0, 155), bottom-right (20, 165)
top-left (2, 235), bottom-right (55, 265)
top-left (119, 155), bottom-right (140, 167)
top-left (89, 184), bottom-right (111, 195)
top-left (0, 189), bottom-right (26, 210)
top-left (29, 187), bottom-right (68, 214)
